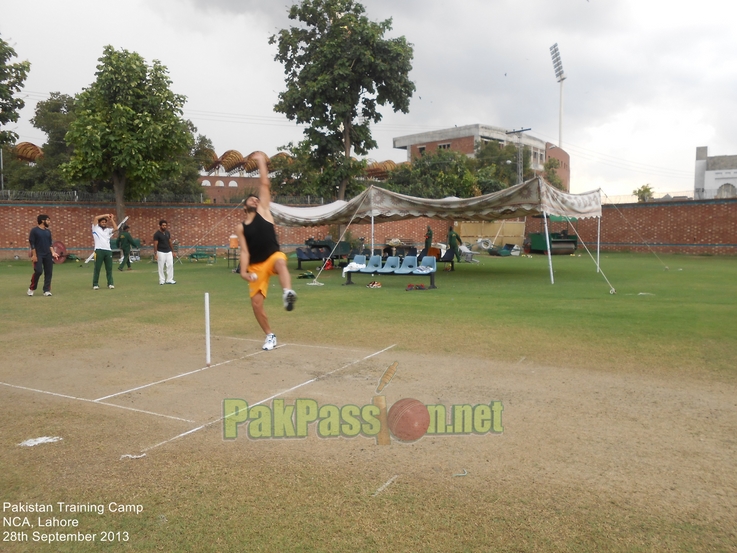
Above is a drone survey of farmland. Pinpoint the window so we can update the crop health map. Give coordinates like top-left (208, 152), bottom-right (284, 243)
top-left (438, 143), bottom-right (451, 150)
top-left (417, 146), bottom-right (426, 156)
top-left (216, 180), bottom-right (225, 187)
top-left (228, 180), bottom-right (238, 188)
top-left (201, 180), bottom-right (211, 187)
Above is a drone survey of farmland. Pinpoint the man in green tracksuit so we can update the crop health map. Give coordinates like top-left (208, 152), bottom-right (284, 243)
top-left (118, 224), bottom-right (135, 271)
top-left (447, 226), bottom-right (462, 263)
top-left (424, 226), bottom-right (433, 251)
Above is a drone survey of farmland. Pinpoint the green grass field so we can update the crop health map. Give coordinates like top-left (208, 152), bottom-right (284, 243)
top-left (1, 252), bottom-right (736, 552)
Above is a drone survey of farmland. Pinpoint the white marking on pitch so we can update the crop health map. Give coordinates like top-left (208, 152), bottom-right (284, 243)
top-left (94, 350), bottom-right (266, 402)
top-left (0, 382), bottom-right (194, 423)
top-left (214, 335), bottom-right (367, 352)
top-left (132, 343), bottom-right (397, 455)
top-left (18, 436), bottom-right (63, 447)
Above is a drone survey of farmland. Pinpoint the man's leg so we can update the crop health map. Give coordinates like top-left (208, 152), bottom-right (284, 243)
top-left (157, 254), bottom-right (166, 284)
top-left (42, 256), bottom-right (54, 292)
top-left (273, 256), bottom-right (297, 311)
top-left (103, 251), bottom-right (114, 286)
top-left (250, 292), bottom-right (272, 335)
top-left (165, 252), bottom-right (174, 282)
top-left (29, 259), bottom-right (43, 294)
top-left (93, 250), bottom-right (103, 287)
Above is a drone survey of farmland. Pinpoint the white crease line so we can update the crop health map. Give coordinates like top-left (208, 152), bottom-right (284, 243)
top-left (94, 351), bottom-right (265, 402)
top-left (213, 335), bottom-right (365, 352)
top-left (137, 343), bottom-right (397, 454)
top-left (0, 381), bottom-right (194, 423)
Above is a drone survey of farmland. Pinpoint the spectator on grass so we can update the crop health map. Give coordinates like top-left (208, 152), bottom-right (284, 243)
top-left (28, 214), bottom-right (59, 296)
top-left (447, 226), bottom-right (462, 263)
top-left (153, 220), bottom-right (176, 285)
top-left (92, 213), bottom-right (117, 290)
top-left (118, 224), bottom-right (135, 271)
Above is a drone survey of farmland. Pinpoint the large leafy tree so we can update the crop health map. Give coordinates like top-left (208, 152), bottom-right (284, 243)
top-left (474, 140), bottom-right (531, 189)
top-left (270, 0), bottom-right (415, 200)
top-left (0, 34), bottom-right (30, 146)
top-left (385, 149), bottom-right (478, 199)
top-left (157, 130), bottom-right (215, 197)
top-left (63, 46), bottom-right (192, 219)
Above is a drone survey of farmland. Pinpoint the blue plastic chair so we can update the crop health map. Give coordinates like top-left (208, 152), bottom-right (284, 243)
top-left (413, 256), bottom-right (437, 274)
top-left (377, 256), bottom-right (400, 274)
top-left (394, 255), bottom-right (418, 274)
top-left (359, 255), bottom-right (382, 273)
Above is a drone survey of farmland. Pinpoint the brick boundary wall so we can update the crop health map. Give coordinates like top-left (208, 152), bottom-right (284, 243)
top-left (3, 198), bottom-right (737, 259)
top-left (524, 198), bottom-right (737, 255)
top-left (0, 202), bottom-right (450, 259)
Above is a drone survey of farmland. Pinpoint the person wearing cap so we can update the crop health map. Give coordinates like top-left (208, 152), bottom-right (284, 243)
top-left (118, 223), bottom-right (135, 271)
top-left (236, 151), bottom-right (297, 351)
top-left (447, 226), bottom-right (462, 264)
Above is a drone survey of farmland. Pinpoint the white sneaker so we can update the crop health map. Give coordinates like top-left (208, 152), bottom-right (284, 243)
top-left (108, 285), bottom-right (115, 289)
top-left (27, 288), bottom-right (33, 296)
top-left (44, 291), bottom-right (52, 296)
top-left (283, 289), bottom-right (297, 311)
top-left (166, 280), bottom-right (176, 284)
top-left (93, 286), bottom-right (99, 290)
top-left (262, 333), bottom-right (277, 351)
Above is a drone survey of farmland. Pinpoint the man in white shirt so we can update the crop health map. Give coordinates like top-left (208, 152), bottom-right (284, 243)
top-left (92, 213), bottom-right (117, 290)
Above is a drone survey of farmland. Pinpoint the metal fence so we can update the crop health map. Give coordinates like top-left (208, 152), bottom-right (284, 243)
top-left (0, 189), bottom-right (325, 205)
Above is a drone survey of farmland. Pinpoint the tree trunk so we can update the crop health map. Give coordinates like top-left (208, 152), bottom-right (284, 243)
top-left (112, 171), bottom-right (127, 223)
top-left (338, 117), bottom-right (352, 201)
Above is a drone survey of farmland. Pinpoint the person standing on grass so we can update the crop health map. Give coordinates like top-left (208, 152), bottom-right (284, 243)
top-left (153, 220), bottom-right (176, 285)
top-left (447, 226), bottom-right (462, 263)
top-left (28, 214), bottom-right (59, 296)
top-left (424, 225), bottom-right (433, 251)
top-left (92, 213), bottom-right (117, 290)
top-left (236, 151), bottom-right (297, 351)
top-left (118, 224), bottom-right (135, 271)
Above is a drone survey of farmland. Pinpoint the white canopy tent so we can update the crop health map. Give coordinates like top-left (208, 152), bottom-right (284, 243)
top-left (270, 177), bottom-right (602, 284)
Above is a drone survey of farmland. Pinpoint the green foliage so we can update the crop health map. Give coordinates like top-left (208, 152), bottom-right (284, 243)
top-left (270, 0), bottom-right (415, 199)
top-left (157, 131), bottom-right (215, 197)
top-left (270, 140), bottom-right (366, 200)
top-left (633, 184), bottom-right (654, 203)
top-left (0, 34), bottom-right (30, 146)
top-left (473, 140), bottom-right (531, 188)
top-left (384, 149), bottom-right (478, 198)
top-left (62, 46), bottom-right (192, 217)
top-left (543, 157), bottom-right (564, 190)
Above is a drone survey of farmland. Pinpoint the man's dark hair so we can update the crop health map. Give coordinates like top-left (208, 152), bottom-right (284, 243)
top-left (123, 224), bottom-right (130, 231)
top-left (159, 219), bottom-right (167, 226)
top-left (99, 217), bottom-right (108, 223)
top-left (245, 193), bottom-right (259, 201)
top-left (37, 214), bottom-right (49, 224)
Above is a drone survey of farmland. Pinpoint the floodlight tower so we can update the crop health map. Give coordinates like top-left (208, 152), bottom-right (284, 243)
top-left (549, 43), bottom-right (566, 149)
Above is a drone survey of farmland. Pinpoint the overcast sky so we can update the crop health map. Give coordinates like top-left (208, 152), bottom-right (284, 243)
top-left (3, 0), bottom-right (735, 196)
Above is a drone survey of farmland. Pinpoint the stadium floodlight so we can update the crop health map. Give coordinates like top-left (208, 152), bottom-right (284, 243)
top-left (549, 43), bottom-right (566, 149)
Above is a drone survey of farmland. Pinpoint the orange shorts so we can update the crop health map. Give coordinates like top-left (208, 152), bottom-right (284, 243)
top-left (248, 251), bottom-right (287, 298)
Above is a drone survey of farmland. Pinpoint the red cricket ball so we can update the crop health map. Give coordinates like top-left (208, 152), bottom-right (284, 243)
top-left (387, 398), bottom-right (430, 442)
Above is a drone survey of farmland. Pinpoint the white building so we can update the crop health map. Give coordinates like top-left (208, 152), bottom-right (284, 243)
top-left (694, 146), bottom-right (737, 200)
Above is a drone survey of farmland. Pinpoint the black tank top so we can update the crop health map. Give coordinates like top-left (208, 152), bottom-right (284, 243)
top-left (243, 213), bottom-right (280, 264)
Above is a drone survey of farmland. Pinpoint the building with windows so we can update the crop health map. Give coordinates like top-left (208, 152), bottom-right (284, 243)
top-left (392, 124), bottom-right (570, 191)
top-left (694, 146), bottom-right (737, 199)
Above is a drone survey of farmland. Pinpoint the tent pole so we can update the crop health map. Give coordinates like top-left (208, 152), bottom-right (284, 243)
top-left (543, 211), bottom-right (555, 284)
top-left (596, 216), bottom-right (601, 273)
top-left (371, 215), bottom-right (375, 253)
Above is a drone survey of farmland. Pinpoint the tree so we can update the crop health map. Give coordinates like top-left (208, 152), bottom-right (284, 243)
top-left (0, 34), bottom-right (30, 146)
top-left (157, 131), bottom-right (215, 197)
top-left (474, 140), bottom-right (531, 189)
top-left (385, 149), bottom-right (478, 199)
top-left (633, 184), bottom-right (654, 203)
top-left (269, 140), bottom-right (367, 200)
top-left (542, 157), bottom-right (564, 190)
top-left (270, 0), bottom-right (415, 200)
top-left (63, 46), bottom-right (192, 219)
